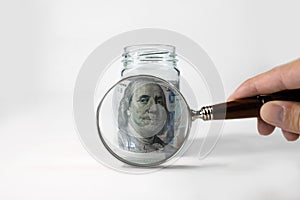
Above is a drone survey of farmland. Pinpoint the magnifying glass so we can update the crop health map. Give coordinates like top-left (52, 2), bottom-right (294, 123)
top-left (97, 75), bottom-right (300, 167)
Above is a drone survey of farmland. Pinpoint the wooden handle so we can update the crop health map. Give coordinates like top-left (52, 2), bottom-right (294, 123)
top-left (212, 89), bottom-right (300, 120)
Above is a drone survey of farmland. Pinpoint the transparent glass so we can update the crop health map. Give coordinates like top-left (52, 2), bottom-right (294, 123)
top-left (121, 44), bottom-right (180, 86)
top-left (97, 75), bottom-right (191, 166)
top-left (114, 44), bottom-right (182, 149)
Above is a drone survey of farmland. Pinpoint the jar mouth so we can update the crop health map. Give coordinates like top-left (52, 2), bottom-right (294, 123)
top-left (122, 44), bottom-right (177, 67)
top-left (124, 44), bottom-right (175, 53)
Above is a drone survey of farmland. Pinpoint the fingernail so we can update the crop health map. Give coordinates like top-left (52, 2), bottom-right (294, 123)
top-left (227, 94), bottom-right (236, 101)
top-left (261, 102), bottom-right (284, 125)
top-left (227, 96), bottom-right (234, 101)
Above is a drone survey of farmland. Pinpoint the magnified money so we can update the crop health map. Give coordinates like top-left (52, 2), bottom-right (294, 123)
top-left (97, 75), bottom-right (300, 167)
top-left (97, 75), bottom-right (191, 167)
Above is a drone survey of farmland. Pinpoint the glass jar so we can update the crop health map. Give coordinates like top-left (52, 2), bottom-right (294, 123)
top-left (116, 44), bottom-right (182, 149)
top-left (121, 44), bottom-right (180, 88)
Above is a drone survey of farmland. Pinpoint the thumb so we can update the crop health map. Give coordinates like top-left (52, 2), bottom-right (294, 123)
top-left (260, 101), bottom-right (300, 134)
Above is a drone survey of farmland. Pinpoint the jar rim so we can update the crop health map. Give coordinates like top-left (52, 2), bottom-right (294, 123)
top-left (124, 44), bottom-right (175, 53)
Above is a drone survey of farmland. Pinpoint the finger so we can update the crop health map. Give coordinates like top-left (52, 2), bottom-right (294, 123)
top-left (282, 130), bottom-right (300, 141)
top-left (260, 101), bottom-right (300, 134)
top-left (257, 118), bottom-right (275, 135)
top-left (228, 58), bottom-right (300, 101)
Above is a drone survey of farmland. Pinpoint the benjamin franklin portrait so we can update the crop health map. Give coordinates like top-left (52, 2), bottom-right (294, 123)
top-left (117, 79), bottom-right (170, 153)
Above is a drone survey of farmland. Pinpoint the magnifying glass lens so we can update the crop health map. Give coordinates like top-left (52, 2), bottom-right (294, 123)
top-left (97, 75), bottom-right (191, 166)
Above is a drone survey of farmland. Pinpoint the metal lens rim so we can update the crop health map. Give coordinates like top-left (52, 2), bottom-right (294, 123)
top-left (96, 74), bottom-right (192, 167)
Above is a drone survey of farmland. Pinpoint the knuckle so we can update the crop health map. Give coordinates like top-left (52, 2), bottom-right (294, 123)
top-left (243, 78), bottom-right (259, 94)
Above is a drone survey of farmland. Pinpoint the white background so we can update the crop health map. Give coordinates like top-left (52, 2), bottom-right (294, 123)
top-left (1, 0), bottom-right (300, 199)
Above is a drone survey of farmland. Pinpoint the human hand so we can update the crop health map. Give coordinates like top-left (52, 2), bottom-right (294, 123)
top-left (228, 58), bottom-right (300, 141)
